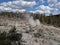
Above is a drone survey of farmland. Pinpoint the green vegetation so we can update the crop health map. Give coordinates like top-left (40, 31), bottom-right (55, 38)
top-left (33, 13), bottom-right (60, 27)
top-left (0, 12), bottom-right (60, 27)
top-left (0, 26), bottom-right (22, 45)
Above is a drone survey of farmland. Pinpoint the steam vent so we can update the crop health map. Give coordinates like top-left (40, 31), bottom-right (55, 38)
top-left (0, 12), bottom-right (60, 45)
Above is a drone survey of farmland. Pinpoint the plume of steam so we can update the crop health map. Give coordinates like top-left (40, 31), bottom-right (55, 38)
top-left (23, 13), bottom-right (40, 27)
top-left (35, 19), bottom-right (40, 26)
top-left (28, 16), bottom-right (36, 27)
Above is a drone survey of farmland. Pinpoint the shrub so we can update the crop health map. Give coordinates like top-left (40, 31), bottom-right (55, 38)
top-left (0, 26), bottom-right (22, 45)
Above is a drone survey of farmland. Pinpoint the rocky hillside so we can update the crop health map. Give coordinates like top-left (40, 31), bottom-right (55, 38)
top-left (0, 23), bottom-right (60, 45)
top-left (19, 23), bottom-right (60, 45)
top-left (0, 12), bottom-right (60, 45)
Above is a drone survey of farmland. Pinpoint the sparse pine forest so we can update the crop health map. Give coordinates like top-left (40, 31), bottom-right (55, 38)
top-left (33, 13), bottom-right (60, 27)
top-left (0, 12), bottom-right (60, 27)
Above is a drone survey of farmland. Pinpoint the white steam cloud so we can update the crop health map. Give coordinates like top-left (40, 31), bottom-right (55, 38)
top-left (28, 16), bottom-right (36, 27)
top-left (23, 13), bottom-right (40, 27)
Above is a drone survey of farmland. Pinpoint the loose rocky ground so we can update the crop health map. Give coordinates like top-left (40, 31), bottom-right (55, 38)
top-left (0, 23), bottom-right (60, 45)
top-left (20, 24), bottom-right (60, 45)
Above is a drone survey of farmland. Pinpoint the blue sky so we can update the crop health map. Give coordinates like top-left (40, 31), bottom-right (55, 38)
top-left (0, 0), bottom-right (60, 15)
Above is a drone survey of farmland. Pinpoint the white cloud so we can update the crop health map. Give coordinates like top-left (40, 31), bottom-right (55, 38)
top-left (56, 2), bottom-right (60, 8)
top-left (1, 0), bottom-right (36, 8)
top-left (48, 0), bottom-right (57, 7)
top-left (52, 8), bottom-right (59, 15)
top-left (30, 4), bottom-right (60, 15)
top-left (48, 0), bottom-right (57, 3)
top-left (0, 6), bottom-right (12, 11)
top-left (37, 5), bottom-right (53, 11)
top-left (30, 10), bottom-right (44, 14)
top-left (9, 9), bottom-right (25, 12)
top-left (31, 5), bottom-right (53, 15)
top-left (0, 0), bottom-right (36, 12)
top-left (0, 0), bottom-right (59, 15)
top-left (36, 5), bottom-right (52, 14)
top-left (18, 9), bottom-right (26, 12)
top-left (0, 5), bottom-right (26, 12)
top-left (30, 10), bottom-right (51, 16)
top-left (35, 10), bottom-right (44, 14)
top-left (21, 1), bottom-right (36, 7)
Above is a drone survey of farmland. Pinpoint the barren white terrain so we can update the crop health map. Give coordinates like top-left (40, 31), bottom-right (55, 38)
top-left (0, 23), bottom-right (60, 45)
top-left (0, 13), bottom-right (60, 45)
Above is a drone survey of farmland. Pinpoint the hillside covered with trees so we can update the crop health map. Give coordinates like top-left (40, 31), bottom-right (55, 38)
top-left (0, 12), bottom-right (60, 27)
top-left (34, 13), bottom-right (60, 27)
